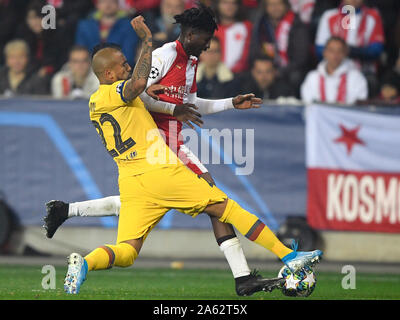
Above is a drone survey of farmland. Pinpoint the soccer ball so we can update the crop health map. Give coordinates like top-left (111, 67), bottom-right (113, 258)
top-left (277, 265), bottom-right (316, 297)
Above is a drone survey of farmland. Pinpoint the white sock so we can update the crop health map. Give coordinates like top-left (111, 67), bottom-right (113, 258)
top-left (68, 196), bottom-right (121, 217)
top-left (220, 237), bottom-right (251, 278)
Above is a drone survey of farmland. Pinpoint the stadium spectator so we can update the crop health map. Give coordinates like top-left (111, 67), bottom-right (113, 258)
top-left (359, 73), bottom-right (400, 106)
top-left (377, 77), bottom-right (400, 104)
top-left (51, 46), bottom-right (99, 99)
top-left (45, 0), bottom-right (94, 53)
top-left (308, 0), bottom-right (340, 38)
top-left (196, 37), bottom-right (238, 99)
top-left (362, 0), bottom-right (400, 69)
top-left (301, 37), bottom-right (368, 105)
top-left (250, 0), bottom-right (311, 93)
top-left (146, 0), bottom-right (185, 49)
top-left (242, 0), bottom-right (261, 21)
top-left (0, 0), bottom-right (27, 65)
top-left (75, 0), bottom-right (139, 67)
top-left (289, 0), bottom-right (315, 24)
top-left (315, 0), bottom-right (385, 76)
top-left (237, 55), bottom-right (295, 100)
top-left (371, 54), bottom-right (400, 105)
top-left (0, 39), bottom-right (48, 96)
top-left (14, 0), bottom-right (66, 78)
top-left (214, 0), bottom-right (253, 74)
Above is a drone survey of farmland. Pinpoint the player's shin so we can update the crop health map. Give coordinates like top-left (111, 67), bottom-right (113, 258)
top-left (218, 199), bottom-right (292, 259)
top-left (68, 196), bottom-right (121, 218)
top-left (84, 243), bottom-right (138, 271)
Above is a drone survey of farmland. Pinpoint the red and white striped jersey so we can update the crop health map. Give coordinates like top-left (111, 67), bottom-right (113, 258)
top-left (146, 40), bottom-right (197, 149)
top-left (214, 21), bottom-right (252, 73)
top-left (140, 40), bottom-right (234, 174)
top-left (143, 40), bottom-right (207, 175)
top-left (315, 6), bottom-right (384, 48)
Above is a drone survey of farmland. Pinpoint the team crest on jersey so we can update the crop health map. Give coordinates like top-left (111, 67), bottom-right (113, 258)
top-left (149, 66), bottom-right (160, 79)
top-left (116, 82), bottom-right (123, 94)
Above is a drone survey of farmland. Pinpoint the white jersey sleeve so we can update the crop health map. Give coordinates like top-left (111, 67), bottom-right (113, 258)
top-left (139, 43), bottom-right (178, 115)
top-left (146, 43), bottom-right (177, 86)
top-left (187, 92), bottom-right (234, 115)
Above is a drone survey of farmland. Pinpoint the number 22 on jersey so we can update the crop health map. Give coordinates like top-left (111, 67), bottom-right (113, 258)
top-left (92, 113), bottom-right (136, 158)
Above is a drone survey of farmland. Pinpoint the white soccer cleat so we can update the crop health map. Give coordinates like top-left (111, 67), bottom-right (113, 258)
top-left (64, 253), bottom-right (88, 294)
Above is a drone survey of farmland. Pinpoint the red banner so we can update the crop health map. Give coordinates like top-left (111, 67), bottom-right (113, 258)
top-left (307, 169), bottom-right (400, 233)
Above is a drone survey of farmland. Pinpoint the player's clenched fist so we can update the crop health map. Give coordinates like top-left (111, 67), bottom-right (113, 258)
top-left (131, 15), bottom-right (152, 40)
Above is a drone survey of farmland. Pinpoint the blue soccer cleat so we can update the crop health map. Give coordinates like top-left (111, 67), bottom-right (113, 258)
top-left (281, 241), bottom-right (323, 273)
top-left (64, 253), bottom-right (88, 294)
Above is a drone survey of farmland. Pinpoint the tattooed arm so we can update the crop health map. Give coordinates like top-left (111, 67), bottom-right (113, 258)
top-left (123, 16), bottom-right (153, 101)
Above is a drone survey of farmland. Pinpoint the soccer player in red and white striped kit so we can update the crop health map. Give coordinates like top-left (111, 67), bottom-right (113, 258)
top-left (44, 4), bottom-right (284, 296)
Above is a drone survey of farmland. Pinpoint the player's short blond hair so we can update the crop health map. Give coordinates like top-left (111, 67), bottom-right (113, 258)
top-left (4, 39), bottom-right (30, 57)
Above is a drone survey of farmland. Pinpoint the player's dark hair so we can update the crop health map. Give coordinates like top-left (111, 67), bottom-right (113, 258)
top-left (91, 43), bottom-right (122, 59)
top-left (174, 2), bottom-right (218, 35)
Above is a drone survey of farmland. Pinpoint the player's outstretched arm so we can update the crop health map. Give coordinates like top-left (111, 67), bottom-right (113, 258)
top-left (123, 16), bottom-right (153, 101)
top-left (188, 93), bottom-right (262, 116)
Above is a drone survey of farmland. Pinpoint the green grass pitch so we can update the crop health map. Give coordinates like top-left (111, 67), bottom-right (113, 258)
top-left (0, 265), bottom-right (399, 300)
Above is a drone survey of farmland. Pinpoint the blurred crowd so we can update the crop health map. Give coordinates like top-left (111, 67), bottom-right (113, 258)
top-left (0, 0), bottom-right (399, 105)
